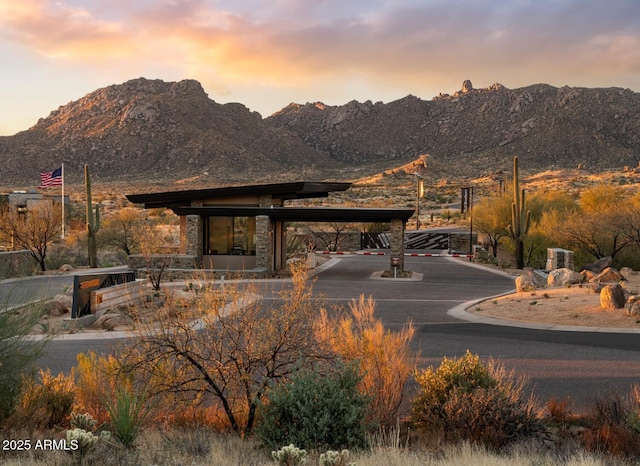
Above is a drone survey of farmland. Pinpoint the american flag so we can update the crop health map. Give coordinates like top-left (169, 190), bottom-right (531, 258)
top-left (39, 167), bottom-right (63, 188)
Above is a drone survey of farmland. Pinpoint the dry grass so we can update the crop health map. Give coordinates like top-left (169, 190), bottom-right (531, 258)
top-left (0, 430), bottom-right (619, 466)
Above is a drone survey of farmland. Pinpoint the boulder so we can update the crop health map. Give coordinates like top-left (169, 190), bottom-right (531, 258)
top-left (600, 284), bottom-right (626, 310)
top-left (94, 312), bottom-right (124, 331)
top-left (620, 267), bottom-right (636, 278)
top-left (523, 268), bottom-right (548, 289)
top-left (582, 256), bottom-right (613, 274)
top-left (41, 299), bottom-right (69, 317)
top-left (625, 295), bottom-right (640, 316)
top-left (515, 274), bottom-right (536, 293)
top-left (59, 264), bottom-right (74, 272)
top-left (580, 270), bottom-right (596, 282)
top-left (547, 268), bottom-right (583, 287)
top-left (53, 293), bottom-right (73, 309)
top-left (591, 267), bottom-right (625, 284)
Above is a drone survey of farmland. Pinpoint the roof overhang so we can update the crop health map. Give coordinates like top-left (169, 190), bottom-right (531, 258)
top-left (173, 206), bottom-right (414, 223)
top-left (126, 181), bottom-right (352, 209)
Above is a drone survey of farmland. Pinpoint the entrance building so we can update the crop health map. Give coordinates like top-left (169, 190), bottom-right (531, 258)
top-left (126, 181), bottom-right (414, 275)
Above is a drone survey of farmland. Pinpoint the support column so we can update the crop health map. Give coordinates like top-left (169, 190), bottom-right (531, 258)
top-left (180, 215), bottom-right (203, 266)
top-left (255, 215), bottom-right (273, 273)
top-left (389, 218), bottom-right (405, 273)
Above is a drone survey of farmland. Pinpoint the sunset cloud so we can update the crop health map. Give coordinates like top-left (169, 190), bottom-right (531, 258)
top-left (0, 0), bottom-right (639, 135)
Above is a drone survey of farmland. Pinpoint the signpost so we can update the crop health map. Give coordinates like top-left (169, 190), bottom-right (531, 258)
top-left (391, 255), bottom-right (400, 278)
top-left (71, 272), bottom-right (136, 318)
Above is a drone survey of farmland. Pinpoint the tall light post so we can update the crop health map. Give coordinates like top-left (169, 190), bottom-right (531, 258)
top-left (416, 176), bottom-right (424, 230)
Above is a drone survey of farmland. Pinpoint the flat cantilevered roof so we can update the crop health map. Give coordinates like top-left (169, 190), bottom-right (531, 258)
top-left (173, 206), bottom-right (415, 222)
top-left (126, 181), bottom-right (352, 209)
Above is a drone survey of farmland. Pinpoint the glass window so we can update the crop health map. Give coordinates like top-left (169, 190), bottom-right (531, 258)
top-left (205, 216), bottom-right (256, 255)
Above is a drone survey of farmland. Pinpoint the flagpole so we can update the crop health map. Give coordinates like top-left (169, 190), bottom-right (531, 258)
top-left (61, 163), bottom-right (65, 239)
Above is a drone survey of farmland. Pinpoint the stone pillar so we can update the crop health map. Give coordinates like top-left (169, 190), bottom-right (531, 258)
top-left (546, 248), bottom-right (574, 271)
top-left (255, 215), bottom-right (273, 273)
top-left (389, 218), bottom-right (405, 272)
top-left (180, 215), bottom-right (203, 266)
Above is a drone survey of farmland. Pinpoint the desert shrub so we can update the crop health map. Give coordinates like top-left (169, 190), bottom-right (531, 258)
top-left (256, 363), bottom-right (370, 451)
top-left (0, 303), bottom-right (47, 422)
top-left (46, 240), bottom-right (88, 270)
top-left (580, 391), bottom-right (640, 457)
top-left (272, 444), bottom-right (308, 465)
top-left (102, 385), bottom-right (154, 448)
top-left (411, 351), bottom-right (544, 448)
top-left (122, 263), bottom-right (327, 436)
top-left (315, 295), bottom-right (416, 428)
top-left (72, 351), bottom-right (124, 423)
top-left (72, 351), bottom-right (158, 447)
top-left (8, 369), bottom-right (74, 429)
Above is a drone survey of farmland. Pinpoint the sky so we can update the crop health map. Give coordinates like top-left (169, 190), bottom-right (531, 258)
top-left (0, 0), bottom-right (639, 136)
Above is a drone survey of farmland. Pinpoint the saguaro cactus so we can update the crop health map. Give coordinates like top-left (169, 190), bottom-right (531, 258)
top-left (508, 156), bottom-right (530, 269)
top-left (85, 164), bottom-right (100, 268)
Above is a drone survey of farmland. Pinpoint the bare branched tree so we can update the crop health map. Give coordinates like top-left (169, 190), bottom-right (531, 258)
top-left (122, 263), bottom-right (330, 436)
top-left (307, 222), bottom-right (352, 252)
top-left (0, 202), bottom-right (62, 271)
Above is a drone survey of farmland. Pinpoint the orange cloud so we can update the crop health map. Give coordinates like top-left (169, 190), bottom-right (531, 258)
top-left (0, 0), bottom-right (133, 58)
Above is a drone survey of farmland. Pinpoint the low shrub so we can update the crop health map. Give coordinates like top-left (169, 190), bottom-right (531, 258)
top-left (256, 363), bottom-right (370, 451)
top-left (315, 295), bottom-right (416, 428)
top-left (102, 385), bottom-right (154, 448)
top-left (411, 351), bottom-right (545, 448)
top-left (580, 391), bottom-right (640, 457)
top-left (8, 369), bottom-right (74, 429)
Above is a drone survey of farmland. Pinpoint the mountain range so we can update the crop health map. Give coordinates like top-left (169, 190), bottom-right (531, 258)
top-left (1, 77), bottom-right (639, 190)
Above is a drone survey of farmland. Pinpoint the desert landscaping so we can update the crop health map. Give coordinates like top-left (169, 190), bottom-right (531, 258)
top-left (470, 263), bottom-right (640, 330)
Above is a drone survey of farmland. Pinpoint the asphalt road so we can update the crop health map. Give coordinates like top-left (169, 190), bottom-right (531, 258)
top-left (22, 256), bottom-right (640, 413)
top-left (313, 255), bottom-right (640, 411)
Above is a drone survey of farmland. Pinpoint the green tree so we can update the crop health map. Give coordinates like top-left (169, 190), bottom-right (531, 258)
top-left (99, 207), bottom-right (147, 256)
top-left (472, 194), bottom-right (511, 258)
top-left (522, 191), bottom-right (577, 268)
top-left (557, 185), bottom-right (632, 264)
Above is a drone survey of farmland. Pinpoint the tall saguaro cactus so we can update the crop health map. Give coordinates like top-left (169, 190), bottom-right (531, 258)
top-left (508, 156), bottom-right (530, 269)
top-left (85, 164), bottom-right (100, 268)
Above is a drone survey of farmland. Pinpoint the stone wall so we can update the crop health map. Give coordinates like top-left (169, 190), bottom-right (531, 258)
top-left (0, 250), bottom-right (34, 279)
top-left (128, 254), bottom-right (199, 271)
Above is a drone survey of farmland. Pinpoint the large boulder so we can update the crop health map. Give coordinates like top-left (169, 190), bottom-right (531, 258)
top-left (625, 295), bottom-right (640, 316)
top-left (600, 284), bottom-right (626, 310)
top-left (41, 293), bottom-right (72, 317)
top-left (591, 267), bottom-right (624, 284)
top-left (515, 275), bottom-right (536, 293)
top-left (620, 267), bottom-right (637, 278)
top-left (582, 256), bottom-right (613, 274)
top-left (547, 268), bottom-right (583, 287)
top-left (93, 310), bottom-right (132, 331)
top-left (41, 300), bottom-right (68, 317)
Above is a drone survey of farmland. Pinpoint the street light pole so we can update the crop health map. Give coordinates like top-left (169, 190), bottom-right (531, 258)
top-left (416, 178), bottom-right (424, 230)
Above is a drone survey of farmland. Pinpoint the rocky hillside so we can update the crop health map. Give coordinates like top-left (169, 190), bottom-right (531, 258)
top-left (1, 78), bottom-right (639, 189)
top-left (0, 78), bottom-right (335, 188)
top-left (267, 80), bottom-right (640, 178)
